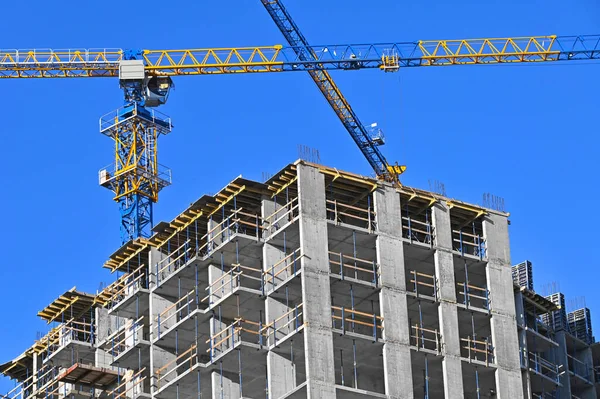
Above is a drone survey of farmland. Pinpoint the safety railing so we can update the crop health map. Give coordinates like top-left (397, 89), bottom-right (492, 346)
top-left (106, 368), bottom-right (146, 399)
top-left (532, 393), bottom-right (557, 399)
top-left (33, 365), bottom-right (60, 397)
top-left (460, 336), bottom-right (494, 365)
top-left (456, 281), bottom-right (489, 310)
top-left (155, 344), bottom-right (200, 390)
top-left (202, 263), bottom-right (263, 305)
top-left (527, 352), bottom-right (560, 382)
top-left (46, 319), bottom-right (95, 357)
top-left (155, 288), bottom-right (201, 340)
top-left (402, 216), bottom-right (434, 245)
top-left (0, 364), bottom-right (56, 399)
top-left (107, 317), bottom-right (145, 358)
top-left (326, 199), bottom-right (376, 232)
top-left (207, 318), bottom-right (263, 361)
top-left (452, 229), bottom-right (486, 259)
top-left (105, 264), bottom-right (148, 310)
top-left (328, 251), bottom-right (378, 285)
top-left (261, 304), bottom-right (304, 347)
top-left (410, 324), bottom-right (441, 353)
top-left (567, 354), bottom-right (592, 381)
top-left (408, 270), bottom-right (437, 299)
top-left (198, 208), bottom-right (262, 257)
top-left (331, 306), bottom-right (383, 341)
top-left (262, 248), bottom-right (303, 293)
top-left (262, 197), bottom-right (299, 238)
top-left (155, 239), bottom-right (193, 287)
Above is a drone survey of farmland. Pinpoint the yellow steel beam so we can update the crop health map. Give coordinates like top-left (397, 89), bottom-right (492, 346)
top-left (418, 36), bottom-right (559, 66)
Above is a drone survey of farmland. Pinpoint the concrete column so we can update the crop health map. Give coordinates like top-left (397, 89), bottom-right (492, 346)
top-left (297, 164), bottom-right (336, 398)
top-left (483, 213), bottom-right (524, 399)
top-left (513, 292), bottom-right (530, 398)
top-left (554, 331), bottom-right (572, 398)
top-left (95, 307), bottom-right (114, 368)
top-left (374, 184), bottom-right (413, 399)
top-left (211, 370), bottom-right (241, 399)
top-left (578, 347), bottom-right (597, 399)
top-left (432, 202), bottom-right (464, 398)
top-left (263, 195), bottom-right (299, 398)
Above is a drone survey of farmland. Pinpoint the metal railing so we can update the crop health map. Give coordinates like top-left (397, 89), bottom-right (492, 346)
top-left (402, 216), bottom-right (434, 245)
top-left (45, 319), bottom-right (95, 357)
top-left (155, 344), bottom-right (200, 390)
top-left (410, 324), bottom-right (441, 353)
top-left (262, 197), bottom-right (299, 237)
top-left (207, 318), bottom-right (263, 361)
top-left (408, 270), bottom-right (437, 298)
top-left (331, 306), bottom-right (383, 341)
top-left (202, 263), bottom-right (263, 304)
top-left (1, 364), bottom-right (57, 399)
top-left (106, 368), bottom-right (146, 399)
top-left (452, 229), bottom-right (486, 258)
top-left (527, 352), bottom-right (560, 382)
top-left (107, 317), bottom-right (145, 358)
top-left (456, 281), bottom-right (489, 310)
top-left (104, 264), bottom-right (148, 310)
top-left (262, 248), bottom-right (303, 293)
top-left (567, 354), bottom-right (592, 381)
top-left (261, 304), bottom-right (304, 347)
top-left (155, 288), bottom-right (200, 340)
top-left (461, 336), bottom-right (494, 365)
top-left (326, 199), bottom-right (376, 231)
top-left (328, 251), bottom-right (378, 285)
top-left (155, 239), bottom-right (193, 287)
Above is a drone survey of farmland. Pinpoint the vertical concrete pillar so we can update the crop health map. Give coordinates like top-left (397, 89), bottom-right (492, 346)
top-left (554, 331), bottom-right (572, 398)
top-left (263, 195), bottom-right (299, 398)
top-left (374, 184), bottom-right (414, 399)
top-left (297, 164), bottom-right (336, 398)
top-left (211, 370), bottom-right (241, 399)
top-left (483, 213), bottom-right (524, 399)
top-left (432, 202), bottom-right (464, 398)
top-left (578, 347), bottom-right (597, 399)
top-left (513, 291), bottom-right (530, 398)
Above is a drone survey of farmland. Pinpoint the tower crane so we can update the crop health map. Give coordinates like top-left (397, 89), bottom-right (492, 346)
top-left (1, 23), bottom-right (598, 243)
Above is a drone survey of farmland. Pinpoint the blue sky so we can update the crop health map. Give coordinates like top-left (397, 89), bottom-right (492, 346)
top-left (0, 0), bottom-right (598, 391)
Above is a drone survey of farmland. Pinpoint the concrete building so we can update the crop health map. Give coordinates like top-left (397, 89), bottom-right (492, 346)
top-left (514, 262), bottom-right (598, 398)
top-left (0, 160), bottom-right (593, 399)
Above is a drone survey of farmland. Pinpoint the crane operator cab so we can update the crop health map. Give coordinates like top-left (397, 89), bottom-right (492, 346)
top-left (119, 60), bottom-right (174, 107)
top-left (144, 76), bottom-right (174, 107)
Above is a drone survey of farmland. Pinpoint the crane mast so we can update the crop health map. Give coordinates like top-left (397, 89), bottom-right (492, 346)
top-left (99, 54), bottom-right (175, 243)
top-left (260, 0), bottom-right (405, 184)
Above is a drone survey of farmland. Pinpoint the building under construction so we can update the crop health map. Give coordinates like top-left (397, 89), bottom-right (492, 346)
top-left (1, 160), bottom-right (599, 399)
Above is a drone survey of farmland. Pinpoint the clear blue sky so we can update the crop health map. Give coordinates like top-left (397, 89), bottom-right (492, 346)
top-left (0, 0), bottom-right (598, 391)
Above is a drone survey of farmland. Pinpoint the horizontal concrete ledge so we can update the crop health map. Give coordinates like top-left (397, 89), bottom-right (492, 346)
top-left (336, 384), bottom-right (388, 398)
